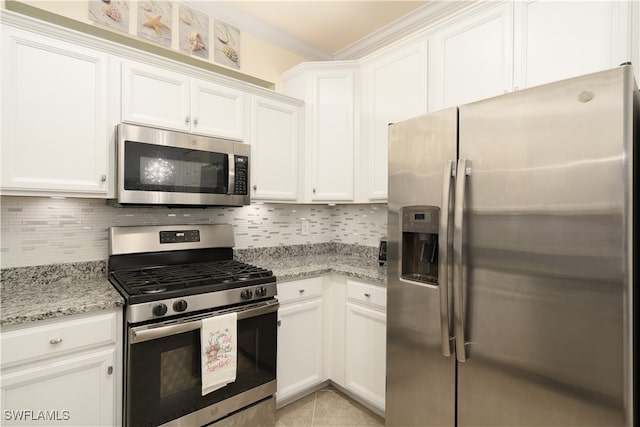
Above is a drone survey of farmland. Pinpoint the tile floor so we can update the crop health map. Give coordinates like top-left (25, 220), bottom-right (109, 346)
top-left (275, 385), bottom-right (384, 427)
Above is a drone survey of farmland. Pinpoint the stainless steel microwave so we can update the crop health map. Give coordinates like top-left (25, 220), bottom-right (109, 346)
top-left (114, 123), bottom-right (250, 207)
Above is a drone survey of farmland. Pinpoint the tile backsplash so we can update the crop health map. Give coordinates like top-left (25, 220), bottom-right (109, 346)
top-left (0, 197), bottom-right (387, 268)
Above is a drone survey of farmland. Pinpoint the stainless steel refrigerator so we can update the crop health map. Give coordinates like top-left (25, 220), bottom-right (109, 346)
top-left (386, 65), bottom-right (637, 427)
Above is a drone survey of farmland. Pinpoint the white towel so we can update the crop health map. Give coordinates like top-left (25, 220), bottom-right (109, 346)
top-left (201, 312), bottom-right (237, 395)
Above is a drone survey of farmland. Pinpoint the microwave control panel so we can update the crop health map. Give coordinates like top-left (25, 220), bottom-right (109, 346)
top-left (234, 156), bottom-right (249, 195)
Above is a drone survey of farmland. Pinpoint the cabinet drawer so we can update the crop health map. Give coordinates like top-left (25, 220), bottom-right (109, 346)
top-left (1, 312), bottom-right (117, 367)
top-left (347, 280), bottom-right (386, 309)
top-left (277, 277), bottom-right (323, 303)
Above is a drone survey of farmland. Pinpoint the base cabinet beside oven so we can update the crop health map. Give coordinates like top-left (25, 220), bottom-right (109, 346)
top-left (0, 310), bottom-right (122, 427)
top-left (276, 277), bottom-right (324, 405)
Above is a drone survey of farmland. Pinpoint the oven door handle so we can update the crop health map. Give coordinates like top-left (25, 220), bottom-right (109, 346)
top-left (130, 300), bottom-right (279, 344)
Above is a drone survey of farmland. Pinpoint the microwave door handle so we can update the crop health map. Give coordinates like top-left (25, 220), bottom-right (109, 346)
top-left (130, 300), bottom-right (279, 344)
top-left (228, 153), bottom-right (235, 195)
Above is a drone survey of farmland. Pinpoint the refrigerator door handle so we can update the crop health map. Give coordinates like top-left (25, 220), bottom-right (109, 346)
top-left (453, 159), bottom-right (470, 362)
top-left (438, 160), bottom-right (455, 357)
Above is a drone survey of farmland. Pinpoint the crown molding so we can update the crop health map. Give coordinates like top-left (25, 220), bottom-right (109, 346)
top-left (335, 1), bottom-right (477, 60)
top-left (181, 1), bottom-right (334, 61)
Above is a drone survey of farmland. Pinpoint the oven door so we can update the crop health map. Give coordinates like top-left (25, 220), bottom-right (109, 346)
top-left (125, 300), bottom-right (278, 427)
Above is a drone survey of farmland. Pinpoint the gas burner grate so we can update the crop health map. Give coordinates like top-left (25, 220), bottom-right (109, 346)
top-left (112, 260), bottom-right (273, 296)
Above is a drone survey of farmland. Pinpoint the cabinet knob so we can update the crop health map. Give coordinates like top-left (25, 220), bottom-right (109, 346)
top-left (194, 118), bottom-right (198, 126)
top-left (49, 337), bottom-right (63, 345)
top-left (312, 188), bottom-right (316, 194)
top-left (107, 366), bottom-right (113, 375)
top-left (277, 320), bottom-right (282, 327)
top-left (185, 116), bottom-right (190, 124)
top-left (253, 185), bottom-right (257, 191)
top-left (299, 289), bottom-right (305, 294)
top-left (101, 174), bottom-right (107, 182)
top-left (364, 293), bottom-right (371, 298)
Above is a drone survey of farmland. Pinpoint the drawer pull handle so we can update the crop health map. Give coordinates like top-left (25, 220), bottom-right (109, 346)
top-left (364, 293), bottom-right (371, 298)
top-left (49, 338), bottom-right (63, 345)
top-left (299, 289), bottom-right (305, 294)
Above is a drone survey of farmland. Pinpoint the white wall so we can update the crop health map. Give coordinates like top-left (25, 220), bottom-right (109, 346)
top-left (0, 197), bottom-right (387, 268)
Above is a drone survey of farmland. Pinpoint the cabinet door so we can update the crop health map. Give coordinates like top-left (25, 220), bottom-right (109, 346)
top-left (361, 40), bottom-right (428, 201)
top-left (514, 1), bottom-right (632, 89)
top-left (276, 298), bottom-right (323, 403)
top-left (309, 70), bottom-right (355, 201)
top-left (250, 96), bottom-right (300, 201)
top-left (1, 28), bottom-right (110, 196)
top-left (345, 302), bottom-right (386, 412)
top-left (191, 79), bottom-right (246, 140)
top-left (1, 349), bottom-right (115, 426)
top-left (430, 3), bottom-right (514, 109)
top-left (121, 60), bottom-right (190, 132)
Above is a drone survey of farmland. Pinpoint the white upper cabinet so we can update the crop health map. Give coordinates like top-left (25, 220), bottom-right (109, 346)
top-left (1, 27), bottom-right (112, 197)
top-left (429, 2), bottom-right (514, 110)
top-left (360, 39), bottom-right (429, 202)
top-left (514, 1), bottom-right (634, 89)
top-left (122, 60), bottom-right (245, 140)
top-left (191, 78), bottom-right (246, 140)
top-left (249, 96), bottom-right (302, 201)
top-left (284, 63), bottom-right (358, 203)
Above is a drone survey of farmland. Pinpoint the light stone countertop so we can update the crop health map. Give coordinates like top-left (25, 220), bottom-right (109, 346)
top-left (252, 254), bottom-right (386, 285)
top-left (1, 277), bottom-right (124, 328)
top-left (0, 247), bottom-right (385, 328)
top-left (0, 261), bottom-right (124, 328)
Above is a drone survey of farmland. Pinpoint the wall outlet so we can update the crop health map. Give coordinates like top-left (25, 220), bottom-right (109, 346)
top-left (301, 219), bottom-right (310, 235)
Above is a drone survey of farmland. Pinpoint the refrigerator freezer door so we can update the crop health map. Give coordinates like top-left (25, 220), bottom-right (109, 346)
top-left (456, 66), bottom-right (634, 426)
top-left (386, 108), bottom-right (457, 426)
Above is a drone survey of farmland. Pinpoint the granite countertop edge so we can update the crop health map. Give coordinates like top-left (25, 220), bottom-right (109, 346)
top-left (1, 275), bottom-right (124, 328)
top-left (1, 253), bottom-right (386, 328)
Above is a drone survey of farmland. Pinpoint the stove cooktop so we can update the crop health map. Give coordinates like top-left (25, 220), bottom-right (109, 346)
top-left (112, 260), bottom-right (273, 295)
top-left (107, 224), bottom-right (277, 323)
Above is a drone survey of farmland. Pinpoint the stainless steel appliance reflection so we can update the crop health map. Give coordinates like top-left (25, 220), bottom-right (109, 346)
top-left (113, 123), bottom-right (250, 207)
top-left (386, 65), bottom-right (637, 427)
top-left (108, 224), bottom-right (277, 427)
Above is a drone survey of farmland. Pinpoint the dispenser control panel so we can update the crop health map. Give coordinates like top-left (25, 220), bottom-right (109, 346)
top-left (402, 207), bottom-right (439, 234)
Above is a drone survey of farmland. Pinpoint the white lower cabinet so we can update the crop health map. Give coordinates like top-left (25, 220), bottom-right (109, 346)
top-left (0, 310), bottom-right (122, 426)
top-left (276, 278), bottom-right (324, 404)
top-left (345, 280), bottom-right (387, 413)
top-left (276, 276), bottom-right (387, 415)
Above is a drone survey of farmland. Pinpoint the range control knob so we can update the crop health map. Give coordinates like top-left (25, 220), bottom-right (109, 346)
top-left (153, 303), bottom-right (168, 317)
top-left (255, 286), bottom-right (267, 297)
top-left (240, 289), bottom-right (253, 300)
top-left (173, 299), bottom-right (188, 312)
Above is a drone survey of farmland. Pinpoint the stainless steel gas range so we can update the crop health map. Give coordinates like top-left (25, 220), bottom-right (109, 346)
top-left (107, 224), bottom-right (278, 427)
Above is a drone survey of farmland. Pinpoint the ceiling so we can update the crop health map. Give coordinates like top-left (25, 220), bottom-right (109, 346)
top-left (187, 1), bottom-right (471, 60)
top-left (226, 1), bottom-right (428, 54)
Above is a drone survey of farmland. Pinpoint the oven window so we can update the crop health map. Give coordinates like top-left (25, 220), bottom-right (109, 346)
top-left (124, 141), bottom-right (229, 194)
top-left (127, 311), bottom-right (276, 427)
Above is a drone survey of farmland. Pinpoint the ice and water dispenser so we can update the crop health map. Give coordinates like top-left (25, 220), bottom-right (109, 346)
top-left (401, 206), bottom-right (440, 285)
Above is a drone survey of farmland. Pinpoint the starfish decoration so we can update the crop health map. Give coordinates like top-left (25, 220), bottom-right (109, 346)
top-left (143, 12), bottom-right (170, 37)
